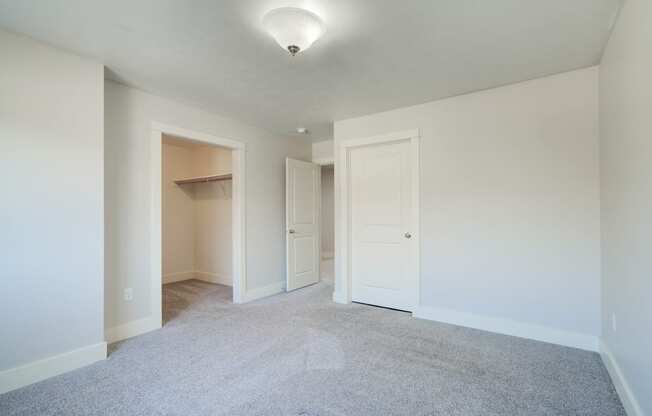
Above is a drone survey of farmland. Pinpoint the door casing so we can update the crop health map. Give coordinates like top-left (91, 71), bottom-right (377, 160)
top-left (334, 130), bottom-right (420, 307)
top-left (150, 122), bottom-right (247, 332)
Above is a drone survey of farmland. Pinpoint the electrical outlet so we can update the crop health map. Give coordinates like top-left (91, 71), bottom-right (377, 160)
top-left (124, 288), bottom-right (133, 302)
top-left (612, 313), bottom-right (617, 332)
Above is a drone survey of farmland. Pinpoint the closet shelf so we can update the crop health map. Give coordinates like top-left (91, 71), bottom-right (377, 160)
top-left (174, 173), bottom-right (232, 185)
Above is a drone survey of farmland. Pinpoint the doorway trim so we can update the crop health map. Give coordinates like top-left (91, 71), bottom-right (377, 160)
top-left (150, 122), bottom-right (247, 327)
top-left (313, 156), bottom-right (335, 166)
top-left (334, 129), bottom-right (420, 307)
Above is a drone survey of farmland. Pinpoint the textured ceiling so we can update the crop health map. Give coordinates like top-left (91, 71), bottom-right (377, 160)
top-left (0, 0), bottom-right (622, 141)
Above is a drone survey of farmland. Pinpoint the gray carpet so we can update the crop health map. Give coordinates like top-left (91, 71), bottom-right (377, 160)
top-left (1, 280), bottom-right (625, 415)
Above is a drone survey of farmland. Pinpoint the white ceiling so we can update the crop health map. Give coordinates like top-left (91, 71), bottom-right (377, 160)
top-left (0, 0), bottom-right (622, 141)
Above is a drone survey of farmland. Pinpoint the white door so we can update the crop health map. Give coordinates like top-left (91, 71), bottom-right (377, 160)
top-left (286, 158), bottom-right (321, 291)
top-left (349, 140), bottom-right (417, 311)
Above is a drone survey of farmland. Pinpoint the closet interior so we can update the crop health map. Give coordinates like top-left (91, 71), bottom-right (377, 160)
top-left (162, 134), bottom-right (233, 316)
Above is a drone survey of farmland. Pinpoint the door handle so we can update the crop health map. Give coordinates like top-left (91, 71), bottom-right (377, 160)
top-left (288, 229), bottom-right (296, 234)
top-left (404, 232), bottom-right (412, 239)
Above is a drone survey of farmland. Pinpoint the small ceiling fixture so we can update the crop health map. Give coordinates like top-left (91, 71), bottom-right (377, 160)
top-left (296, 127), bottom-right (309, 134)
top-left (262, 7), bottom-right (324, 56)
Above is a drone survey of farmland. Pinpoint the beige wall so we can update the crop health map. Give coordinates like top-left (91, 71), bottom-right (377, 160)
top-left (599, 0), bottom-right (652, 413)
top-left (334, 67), bottom-right (601, 347)
top-left (0, 30), bottom-right (105, 373)
top-left (312, 140), bottom-right (334, 162)
top-left (162, 140), bottom-right (233, 285)
top-left (320, 166), bottom-right (334, 257)
top-left (192, 144), bottom-right (232, 177)
top-left (105, 81), bottom-right (311, 330)
top-left (193, 145), bottom-right (233, 285)
top-left (162, 142), bottom-right (196, 283)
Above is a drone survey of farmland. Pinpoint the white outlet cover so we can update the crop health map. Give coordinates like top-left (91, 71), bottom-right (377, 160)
top-left (124, 288), bottom-right (133, 301)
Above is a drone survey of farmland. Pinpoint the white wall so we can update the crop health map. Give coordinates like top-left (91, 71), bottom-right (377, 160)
top-left (105, 81), bottom-right (311, 331)
top-left (320, 166), bottom-right (334, 258)
top-left (334, 67), bottom-right (601, 349)
top-left (0, 30), bottom-right (105, 383)
top-left (312, 140), bottom-right (334, 163)
top-left (599, 0), bottom-right (652, 414)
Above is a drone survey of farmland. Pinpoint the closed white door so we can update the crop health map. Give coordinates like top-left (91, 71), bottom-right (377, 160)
top-left (349, 140), bottom-right (417, 311)
top-left (286, 158), bottom-right (321, 291)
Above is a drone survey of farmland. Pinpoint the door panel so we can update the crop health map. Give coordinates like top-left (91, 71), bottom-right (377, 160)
top-left (350, 140), bottom-right (417, 311)
top-left (286, 158), bottom-right (320, 291)
top-left (293, 171), bottom-right (316, 225)
top-left (293, 236), bottom-right (315, 274)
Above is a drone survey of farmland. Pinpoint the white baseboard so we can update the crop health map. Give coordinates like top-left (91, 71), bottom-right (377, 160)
top-left (413, 306), bottom-right (599, 352)
top-left (0, 342), bottom-right (107, 395)
top-left (243, 281), bottom-right (284, 302)
top-left (195, 271), bottom-right (233, 286)
top-left (163, 271), bottom-right (195, 284)
top-left (321, 251), bottom-right (334, 260)
top-left (600, 340), bottom-right (644, 416)
top-left (332, 291), bottom-right (347, 304)
top-left (105, 315), bottom-right (161, 344)
top-left (163, 271), bottom-right (233, 286)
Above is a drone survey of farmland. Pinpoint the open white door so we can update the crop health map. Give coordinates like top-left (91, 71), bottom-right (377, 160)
top-left (286, 158), bottom-right (321, 291)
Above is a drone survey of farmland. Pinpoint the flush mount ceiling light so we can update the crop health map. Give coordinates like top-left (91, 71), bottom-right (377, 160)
top-left (262, 7), bottom-right (324, 56)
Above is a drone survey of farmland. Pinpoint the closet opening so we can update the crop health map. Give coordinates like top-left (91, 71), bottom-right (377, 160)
top-left (161, 134), bottom-right (235, 323)
top-left (149, 123), bottom-right (247, 329)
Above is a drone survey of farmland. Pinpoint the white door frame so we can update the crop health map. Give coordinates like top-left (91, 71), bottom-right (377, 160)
top-left (334, 129), bottom-right (420, 306)
top-left (313, 156), bottom-right (335, 166)
top-left (150, 122), bottom-right (247, 327)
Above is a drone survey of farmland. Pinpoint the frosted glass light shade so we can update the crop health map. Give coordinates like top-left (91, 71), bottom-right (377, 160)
top-left (262, 7), bottom-right (324, 55)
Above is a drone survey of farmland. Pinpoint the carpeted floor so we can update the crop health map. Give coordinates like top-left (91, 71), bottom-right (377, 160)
top-left (1, 280), bottom-right (625, 415)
